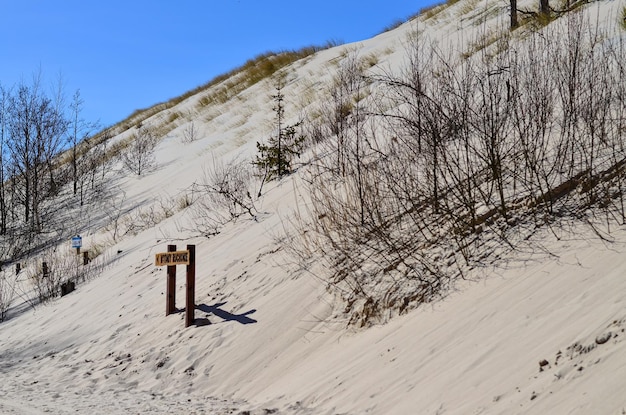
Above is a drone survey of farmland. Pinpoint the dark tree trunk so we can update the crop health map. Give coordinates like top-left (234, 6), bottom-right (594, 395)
top-left (540, 0), bottom-right (550, 16)
top-left (510, 0), bottom-right (518, 29)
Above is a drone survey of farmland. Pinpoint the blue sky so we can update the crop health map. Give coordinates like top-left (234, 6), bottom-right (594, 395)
top-left (0, 0), bottom-right (434, 130)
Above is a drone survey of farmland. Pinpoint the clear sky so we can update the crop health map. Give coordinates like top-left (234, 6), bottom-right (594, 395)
top-left (0, 0), bottom-right (434, 130)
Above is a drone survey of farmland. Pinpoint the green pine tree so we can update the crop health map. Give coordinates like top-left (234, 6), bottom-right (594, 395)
top-left (254, 81), bottom-right (305, 181)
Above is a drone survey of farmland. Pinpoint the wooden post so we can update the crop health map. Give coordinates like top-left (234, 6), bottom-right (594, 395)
top-left (42, 262), bottom-right (49, 278)
top-left (166, 244), bottom-right (177, 316)
top-left (83, 251), bottom-right (90, 266)
top-left (185, 244), bottom-right (196, 327)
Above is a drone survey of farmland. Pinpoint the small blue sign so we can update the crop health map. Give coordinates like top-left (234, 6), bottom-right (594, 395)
top-left (71, 236), bottom-right (82, 249)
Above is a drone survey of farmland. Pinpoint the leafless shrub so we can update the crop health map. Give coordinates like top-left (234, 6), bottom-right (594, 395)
top-left (0, 272), bottom-right (15, 321)
top-left (191, 155), bottom-right (258, 237)
top-left (290, 9), bottom-right (626, 326)
top-left (27, 245), bottom-right (115, 306)
top-left (181, 121), bottom-right (198, 143)
top-left (29, 248), bottom-right (71, 302)
top-left (121, 195), bottom-right (187, 238)
top-left (103, 191), bottom-right (127, 242)
top-left (177, 192), bottom-right (195, 210)
top-left (121, 126), bottom-right (158, 176)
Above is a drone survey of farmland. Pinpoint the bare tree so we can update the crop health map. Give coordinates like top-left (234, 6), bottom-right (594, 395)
top-left (606, 28), bottom-right (626, 222)
top-left (322, 50), bottom-right (371, 223)
top-left (540, 0), bottom-right (550, 17)
top-left (68, 89), bottom-right (98, 198)
top-left (0, 85), bottom-right (9, 236)
top-left (472, 42), bottom-right (517, 220)
top-left (6, 76), bottom-right (68, 234)
top-left (510, 30), bottom-right (559, 217)
top-left (511, 0), bottom-right (519, 29)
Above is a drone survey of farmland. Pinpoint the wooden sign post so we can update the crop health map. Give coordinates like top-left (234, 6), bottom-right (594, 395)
top-left (166, 245), bottom-right (176, 316)
top-left (155, 244), bottom-right (196, 327)
top-left (185, 245), bottom-right (196, 328)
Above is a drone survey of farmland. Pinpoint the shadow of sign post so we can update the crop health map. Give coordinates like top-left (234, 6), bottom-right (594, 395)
top-left (196, 302), bottom-right (257, 325)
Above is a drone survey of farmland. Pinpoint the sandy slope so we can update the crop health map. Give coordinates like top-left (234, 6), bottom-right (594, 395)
top-left (2, 0), bottom-right (626, 413)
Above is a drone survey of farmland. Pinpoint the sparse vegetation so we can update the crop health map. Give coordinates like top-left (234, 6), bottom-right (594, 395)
top-left (181, 121), bottom-right (198, 143)
top-left (177, 192), bottom-right (194, 210)
top-left (0, 73), bottom-right (121, 266)
top-left (290, 10), bottom-right (626, 326)
top-left (377, 11), bottom-right (421, 35)
top-left (120, 126), bottom-right (158, 176)
top-left (0, 272), bottom-right (14, 321)
top-left (119, 197), bottom-right (178, 237)
top-left (380, 19), bottom-right (407, 34)
top-left (190, 155), bottom-right (258, 238)
top-left (168, 111), bottom-right (182, 123)
top-left (364, 52), bottom-right (379, 68)
top-left (463, 27), bottom-right (506, 58)
top-left (26, 245), bottom-right (115, 305)
top-left (457, 0), bottom-right (481, 17)
top-left (418, 0), bottom-right (451, 22)
top-left (91, 42), bottom-right (342, 143)
top-left (1, 0), bottom-right (623, 332)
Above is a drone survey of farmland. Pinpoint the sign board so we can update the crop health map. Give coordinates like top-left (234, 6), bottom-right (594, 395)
top-left (160, 244), bottom-right (196, 327)
top-left (71, 236), bottom-right (82, 249)
top-left (155, 250), bottom-right (190, 266)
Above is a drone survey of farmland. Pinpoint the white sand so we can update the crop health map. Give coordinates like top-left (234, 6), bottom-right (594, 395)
top-left (2, 0), bottom-right (626, 413)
